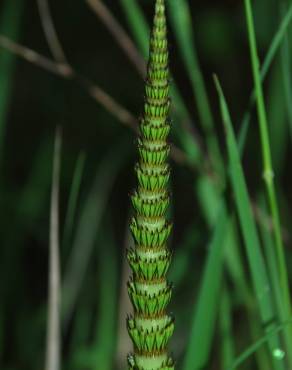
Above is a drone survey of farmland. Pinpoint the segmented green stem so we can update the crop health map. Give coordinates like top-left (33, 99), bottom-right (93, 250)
top-left (127, 1), bottom-right (174, 369)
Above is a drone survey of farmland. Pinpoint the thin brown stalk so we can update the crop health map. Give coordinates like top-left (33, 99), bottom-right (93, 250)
top-left (0, 35), bottom-right (72, 77)
top-left (0, 36), bottom-right (188, 165)
top-left (36, 0), bottom-right (141, 129)
top-left (37, 0), bottom-right (68, 64)
top-left (0, 35), bottom-right (136, 129)
top-left (45, 127), bottom-right (62, 370)
top-left (1, 0), bottom-right (201, 169)
top-left (81, 77), bottom-right (138, 130)
top-left (85, 0), bottom-right (146, 76)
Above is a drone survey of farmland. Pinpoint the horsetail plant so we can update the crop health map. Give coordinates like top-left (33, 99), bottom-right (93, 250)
top-left (127, 0), bottom-right (174, 369)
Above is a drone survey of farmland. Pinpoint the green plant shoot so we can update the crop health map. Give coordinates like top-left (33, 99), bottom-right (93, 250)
top-left (127, 0), bottom-right (174, 369)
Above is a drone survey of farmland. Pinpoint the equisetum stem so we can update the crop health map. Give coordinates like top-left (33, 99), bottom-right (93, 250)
top-left (127, 1), bottom-right (174, 369)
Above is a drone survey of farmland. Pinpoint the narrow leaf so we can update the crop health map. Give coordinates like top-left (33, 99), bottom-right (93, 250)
top-left (229, 319), bottom-right (292, 370)
top-left (92, 218), bottom-right (118, 370)
top-left (62, 138), bottom-right (130, 327)
top-left (183, 204), bottom-right (228, 370)
top-left (62, 152), bottom-right (86, 254)
top-left (241, 2), bottom-right (292, 130)
top-left (215, 76), bottom-right (284, 369)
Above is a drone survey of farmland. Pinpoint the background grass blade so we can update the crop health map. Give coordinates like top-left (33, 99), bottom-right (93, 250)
top-left (219, 285), bottom-right (235, 369)
top-left (66, 218), bottom-right (119, 370)
top-left (168, 0), bottom-right (223, 175)
top-left (268, 61), bottom-right (288, 174)
top-left (280, 3), bottom-right (292, 140)
top-left (45, 127), bottom-right (62, 370)
top-left (86, 0), bottom-right (145, 75)
top-left (66, 283), bottom-right (93, 369)
top-left (119, 0), bottom-right (148, 57)
top-left (215, 76), bottom-right (285, 369)
top-left (61, 137), bottom-right (130, 327)
top-left (91, 218), bottom-right (118, 370)
top-left (241, 2), bottom-right (292, 130)
top-left (168, 0), bottom-right (213, 129)
top-left (169, 224), bottom-right (199, 287)
top-left (62, 152), bottom-right (86, 256)
top-left (244, 0), bottom-right (292, 364)
top-left (258, 195), bottom-right (284, 329)
top-left (229, 319), bottom-right (292, 370)
top-left (182, 204), bottom-right (228, 370)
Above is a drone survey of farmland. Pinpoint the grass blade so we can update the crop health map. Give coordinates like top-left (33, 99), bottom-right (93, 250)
top-left (62, 152), bottom-right (86, 254)
top-left (86, 0), bottom-right (145, 75)
top-left (219, 285), bottom-right (235, 369)
top-left (258, 194), bottom-right (289, 349)
top-left (67, 281), bottom-right (93, 369)
top-left (45, 127), bottom-right (62, 370)
top-left (67, 218), bottom-right (118, 370)
top-left (119, 0), bottom-right (149, 57)
top-left (244, 0), bottom-right (292, 364)
top-left (168, 0), bottom-right (223, 175)
top-left (215, 76), bottom-right (284, 369)
top-left (61, 138), bottom-right (130, 327)
top-left (91, 219), bottom-right (118, 370)
top-left (241, 2), bottom-right (292, 130)
top-left (169, 224), bottom-right (199, 287)
top-left (268, 61), bottom-right (288, 173)
top-left (229, 319), bottom-right (292, 370)
top-left (182, 204), bottom-right (228, 370)
top-left (168, 0), bottom-right (213, 129)
top-left (280, 27), bottom-right (292, 139)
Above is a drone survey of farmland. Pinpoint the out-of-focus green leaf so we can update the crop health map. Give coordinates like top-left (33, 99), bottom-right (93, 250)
top-left (62, 152), bottom-right (86, 256)
top-left (215, 76), bottom-right (284, 370)
top-left (62, 137), bottom-right (131, 327)
top-left (219, 286), bottom-right (235, 369)
top-left (182, 204), bottom-right (228, 370)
